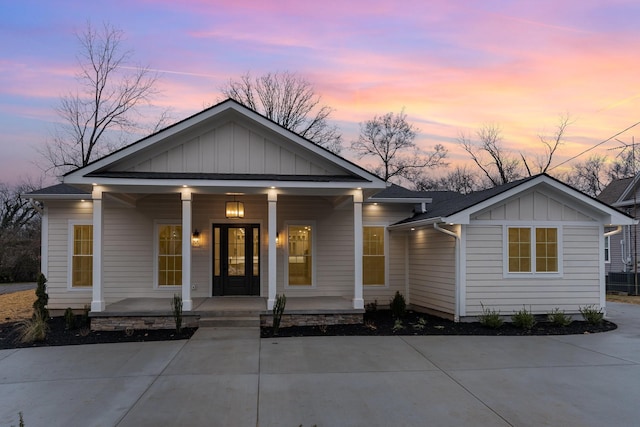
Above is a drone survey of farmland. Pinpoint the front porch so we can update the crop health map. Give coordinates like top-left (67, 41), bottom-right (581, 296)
top-left (89, 296), bottom-right (365, 331)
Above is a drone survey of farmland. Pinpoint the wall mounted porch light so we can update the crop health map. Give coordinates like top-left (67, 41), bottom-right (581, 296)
top-left (225, 196), bottom-right (245, 219)
top-left (191, 229), bottom-right (201, 247)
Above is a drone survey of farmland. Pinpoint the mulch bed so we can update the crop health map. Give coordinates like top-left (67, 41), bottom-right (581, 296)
top-left (0, 310), bottom-right (616, 349)
top-left (0, 316), bottom-right (196, 350)
top-left (261, 310), bottom-right (617, 338)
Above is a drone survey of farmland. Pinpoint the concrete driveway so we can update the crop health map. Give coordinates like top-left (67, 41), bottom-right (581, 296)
top-left (1, 303), bottom-right (639, 426)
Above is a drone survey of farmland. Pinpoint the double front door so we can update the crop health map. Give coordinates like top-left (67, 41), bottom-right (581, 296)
top-left (212, 224), bottom-right (260, 296)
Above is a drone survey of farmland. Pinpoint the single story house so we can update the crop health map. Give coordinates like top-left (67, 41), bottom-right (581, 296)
top-left (27, 99), bottom-right (634, 326)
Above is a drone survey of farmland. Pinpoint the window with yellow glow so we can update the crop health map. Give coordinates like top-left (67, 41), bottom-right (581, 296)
top-left (158, 225), bottom-right (182, 286)
top-left (363, 226), bottom-right (385, 285)
top-left (288, 225), bottom-right (312, 286)
top-left (508, 227), bottom-right (558, 274)
top-left (72, 224), bottom-right (93, 287)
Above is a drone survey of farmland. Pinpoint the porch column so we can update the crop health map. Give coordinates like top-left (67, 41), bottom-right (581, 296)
top-left (181, 190), bottom-right (193, 311)
top-left (353, 189), bottom-right (364, 309)
top-left (91, 187), bottom-right (105, 312)
top-left (267, 189), bottom-right (278, 310)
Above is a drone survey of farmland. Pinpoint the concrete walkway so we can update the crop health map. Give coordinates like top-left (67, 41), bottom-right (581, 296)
top-left (1, 303), bottom-right (639, 426)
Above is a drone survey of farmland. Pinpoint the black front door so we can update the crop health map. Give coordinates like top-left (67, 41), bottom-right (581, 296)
top-left (212, 224), bottom-right (260, 296)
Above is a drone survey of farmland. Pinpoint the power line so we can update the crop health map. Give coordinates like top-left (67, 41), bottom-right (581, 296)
top-left (549, 120), bottom-right (640, 171)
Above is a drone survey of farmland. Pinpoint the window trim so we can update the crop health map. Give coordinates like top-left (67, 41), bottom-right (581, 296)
top-left (284, 220), bottom-right (317, 289)
top-left (503, 225), bottom-right (563, 278)
top-left (154, 220), bottom-right (183, 290)
top-left (67, 220), bottom-right (93, 291)
top-left (362, 224), bottom-right (389, 287)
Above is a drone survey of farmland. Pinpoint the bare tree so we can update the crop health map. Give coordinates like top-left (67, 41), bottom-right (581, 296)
top-left (561, 155), bottom-right (607, 197)
top-left (221, 71), bottom-right (343, 153)
top-left (459, 123), bottom-right (521, 186)
top-left (0, 179), bottom-right (42, 282)
top-left (41, 22), bottom-right (167, 176)
top-left (351, 109), bottom-right (447, 183)
top-left (522, 113), bottom-right (573, 175)
top-left (413, 166), bottom-right (481, 194)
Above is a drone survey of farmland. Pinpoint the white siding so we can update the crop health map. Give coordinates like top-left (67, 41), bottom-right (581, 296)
top-left (362, 203), bottom-right (414, 305)
top-left (465, 225), bottom-right (601, 316)
top-left (408, 227), bottom-right (456, 315)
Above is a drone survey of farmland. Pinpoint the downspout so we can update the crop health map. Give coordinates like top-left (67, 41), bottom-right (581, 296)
top-left (29, 198), bottom-right (44, 215)
top-left (434, 223), bottom-right (461, 322)
top-left (603, 225), bottom-right (622, 238)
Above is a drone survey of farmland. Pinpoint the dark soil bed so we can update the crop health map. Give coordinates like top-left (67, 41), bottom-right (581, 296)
top-left (261, 310), bottom-right (617, 338)
top-left (0, 316), bottom-right (196, 350)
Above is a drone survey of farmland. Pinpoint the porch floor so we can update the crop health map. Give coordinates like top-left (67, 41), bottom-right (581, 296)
top-left (95, 296), bottom-right (361, 316)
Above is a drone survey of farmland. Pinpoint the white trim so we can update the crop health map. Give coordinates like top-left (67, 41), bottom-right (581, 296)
top-left (284, 220), bottom-right (317, 289)
top-left (362, 224), bottom-right (390, 288)
top-left (599, 224), bottom-right (607, 313)
top-left (459, 225), bottom-right (467, 317)
top-left (153, 220), bottom-right (183, 291)
top-left (268, 190), bottom-right (277, 309)
top-left (502, 225), bottom-right (563, 279)
top-left (67, 220), bottom-right (93, 291)
top-left (181, 192), bottom-right (193, 311)
top-left (41, 206), bottom-right (48, 277)
top-left (353, 191), bottom-right (364, 309)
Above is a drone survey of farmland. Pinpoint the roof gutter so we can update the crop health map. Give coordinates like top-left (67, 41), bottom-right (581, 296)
top-left (433, 223), bottom-right (461, 322)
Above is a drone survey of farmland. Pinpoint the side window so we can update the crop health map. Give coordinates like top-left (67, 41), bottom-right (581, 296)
top-left (363, 226), bottom-right (385, 285)
top-left (604, 235), bottom-right (610, 263)
top-left (287, 224), bottom-right (313, 286)
top-left (158, 224), bottom-right (182, 287)
top-left (71, 224), bottom-right (93, 287)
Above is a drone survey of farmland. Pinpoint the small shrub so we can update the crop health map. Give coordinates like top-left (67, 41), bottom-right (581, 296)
top-left (171, 294), bottom-right (183, 333)
top-left (478, 302), bottom-right (503, 329)
top-left (390, 291), bottom-right (406, 318)
top-left (18, 310), bottom-right (49, 343)
top-left (64, 307), bottom-right (75, 330)
top-left (412, 317), bottom-right (427, 330)
top-left (511, 306), bottom-right (536, 330)
top-left (392, 318), bottom-right (405, 332)
top-left (33, 272), bottom-right (49, 320)
top-left (272, 293), bottom-right (287, 336)
top-left (547, 308), bottom-right (572, 327)
top-left (364, 320), bottom-right (377, 331)
top-left (579, 304), bottom-right (604, 325)
top-left (365, 300), bottom-right (378, 313)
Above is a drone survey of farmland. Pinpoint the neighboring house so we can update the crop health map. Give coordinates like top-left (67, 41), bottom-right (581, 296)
top-left (597, 175), bottom-right (640, 294)
top-left (27, 99), bottom-right (634, 323)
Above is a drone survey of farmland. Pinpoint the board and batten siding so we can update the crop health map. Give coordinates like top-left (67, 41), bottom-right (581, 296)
top-left (408, 226), bottom-right (457, 316)
top-left (118, 120), bottom-right (345, 177)
top-left (362, 203), bottom-right (414, 305)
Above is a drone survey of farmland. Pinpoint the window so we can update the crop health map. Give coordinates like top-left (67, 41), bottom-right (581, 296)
top-left (507, 227), bottom-right (559, 274)
top-left (158, 224), bottom-right (182, 287)
top-left (71, 224), bottom-right (93, 287)
top-left (288, 224), bottom-right (312, 286)
top-left (363, 226), bottom-right (385, 285)
top-left (604, 235), bottom-right (610, 263)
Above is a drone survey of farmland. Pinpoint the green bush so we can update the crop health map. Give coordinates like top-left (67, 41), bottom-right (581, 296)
top-left (64, 307), bottom-right (75, 330)
top-left (478, 302), bottom-right (503, 329)
top-left (33, 273), bottom-right (49, 320)
top-left (547, 308), bottom-right (572, 327)
top-left (511, 306), bottom-right (536, 330)
top-left (272, 293), bottom-right (287, 336)
top-left (579, 304), bottom-right (604, 325)
top-left (390, 291), bottom-right (406, 318)
top-left (171, 294), bottom-right (183, 333)
top-left (392, 318), bottom-right (405, 332)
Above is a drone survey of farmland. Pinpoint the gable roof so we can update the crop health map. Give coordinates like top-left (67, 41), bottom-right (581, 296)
top-left (390, 174), bottom-right (635, 228)
top-left (61, 98), bottom-right (386, 194)
top-left (598, 176), bottom-right (636, 207)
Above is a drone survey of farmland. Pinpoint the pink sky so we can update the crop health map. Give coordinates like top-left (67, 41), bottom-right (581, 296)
top-left (2, 0), bottom-right (640, 186)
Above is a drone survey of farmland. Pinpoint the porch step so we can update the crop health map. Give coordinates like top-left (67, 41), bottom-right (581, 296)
top-left (199, 316), bottom-right (260, 328)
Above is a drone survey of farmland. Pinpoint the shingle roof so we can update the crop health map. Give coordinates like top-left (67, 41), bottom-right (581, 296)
top-left (25, 183), bottom-right (90, 196)
top-left (597, 176), bottom-right (634, 205)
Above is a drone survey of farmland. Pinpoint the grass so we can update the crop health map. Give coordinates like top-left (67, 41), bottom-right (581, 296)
top-left (606, 294), bottom-right (640, 305)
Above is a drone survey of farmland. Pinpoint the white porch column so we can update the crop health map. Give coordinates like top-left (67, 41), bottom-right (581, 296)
top-left (91, 187), bottom-right (105, 312)
top-left (267, 189), bottom-right (278, 310)
top-left (353, 189), bottom-right (364, 309)
top-left (181, 190), bottom-right (193, 311)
